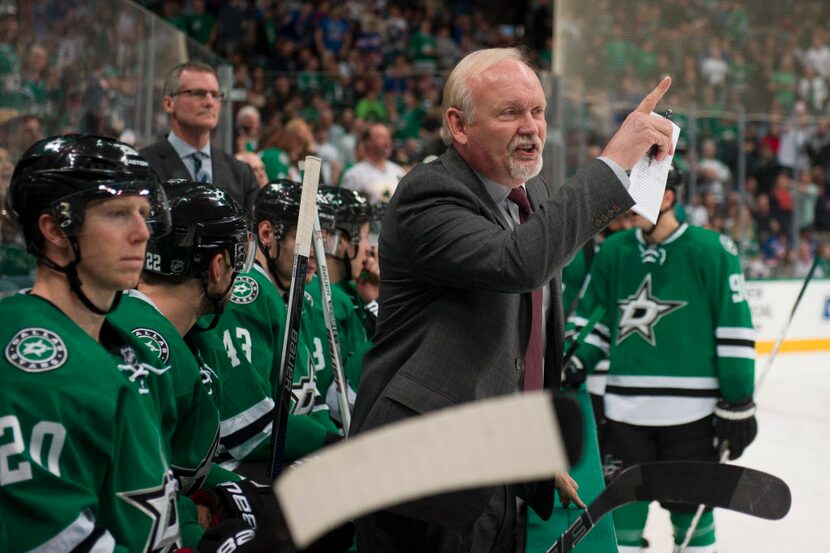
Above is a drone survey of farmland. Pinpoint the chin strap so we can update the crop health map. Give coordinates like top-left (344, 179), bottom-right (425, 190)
top-left (37, 238), bottom-right (122, 315)
top-left (191, 272), bottom-right (236, 333)
top-left (259, 240), bottom-right (289, 292)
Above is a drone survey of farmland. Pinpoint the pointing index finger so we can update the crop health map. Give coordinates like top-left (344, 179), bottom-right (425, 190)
top-left (636, 76), bottom-right (672, 114)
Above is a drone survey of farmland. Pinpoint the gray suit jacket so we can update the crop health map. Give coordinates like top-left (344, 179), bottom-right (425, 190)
top-left (351, 147), bottom-right (633, 527)
top-left (140, 138), bottom-right (259, 213)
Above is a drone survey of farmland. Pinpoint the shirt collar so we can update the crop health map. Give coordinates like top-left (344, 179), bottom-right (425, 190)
top-left (168, 131), bottom-right (211, 160)
top-left (474, 170), bottom-right (524, 206)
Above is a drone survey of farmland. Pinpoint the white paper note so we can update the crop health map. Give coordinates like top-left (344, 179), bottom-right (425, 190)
top-left (274, 392), bottom-right (569, 548)
top-left (628, 114), bottom-right (681, 224)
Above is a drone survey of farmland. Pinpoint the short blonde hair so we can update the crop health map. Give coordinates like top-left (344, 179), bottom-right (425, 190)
top-left (440, 48), bottom-right (532, 145)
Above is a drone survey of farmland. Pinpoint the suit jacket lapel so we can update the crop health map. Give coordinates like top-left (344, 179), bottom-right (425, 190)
top-left (211, 146), bottom-right (232, 188)
top-left (439, 148), bottom-right (510, 230)
top-left (158, 139), bottom-right (192, 180)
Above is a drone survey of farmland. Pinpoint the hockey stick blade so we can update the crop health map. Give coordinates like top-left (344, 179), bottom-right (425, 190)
top-left (268, 156), bottom-right (322, 480)
top-left (546, 461), bottom-right (791, 553)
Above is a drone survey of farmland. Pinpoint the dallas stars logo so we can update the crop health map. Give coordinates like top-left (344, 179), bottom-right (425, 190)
top-left (132, 328), bottom-right (171, 364)
top-left (617, 275), bottom-right (687, 346)
top-left (5, 328), bottom-right (68, 372)
top-left (230, 275), bottom-right (259, 305)
top-left (118, 456), bottom-right (180, 552)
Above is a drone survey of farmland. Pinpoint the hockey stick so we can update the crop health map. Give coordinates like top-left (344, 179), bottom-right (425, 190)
top-left (546, 461), bottom-right (791, 553)
top-left (268, 156), bottom-right (322, 480)
top-left (275, 391), bottom-right (571, 549)
top-left (311, 213), bottom-right (352, 435)
top-left (756, 252), bottom-right (821, 390)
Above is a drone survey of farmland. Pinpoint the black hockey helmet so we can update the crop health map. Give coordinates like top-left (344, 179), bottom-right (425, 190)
top-left (144, 179), bottom-right (254, 279)
top-left (6, 133), bottom-right (171, 254)
top-left (255, 179), bottom-right (336, 242)
top-left (319, 187), bottom-right (372, 245)
top-left (666, 163), bottom-right (685, 191)
top-left (4, 133), bottom-right (171, 315)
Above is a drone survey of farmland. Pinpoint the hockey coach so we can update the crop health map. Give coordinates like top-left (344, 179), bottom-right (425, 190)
top-left (350, 46), bottom-right (675, 552)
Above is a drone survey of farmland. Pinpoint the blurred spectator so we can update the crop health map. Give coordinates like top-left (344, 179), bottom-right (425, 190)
top-left (340, 123), bottom-right (405, 203)
top-left (794, 169), bottom-right (820, 231)
top-left (183, 0), bottom-right (217, 47)
top-left (140, 61), bottom-right (259, 211)
top-left (235, 104), bottom-right (261, 153)
top-left (315, 4), bottom-right (352, 60)
top-left (235, 151), bottom-right (268, 188)
top-left (697, 138), bottom-right (732, 203)
top-left (753, 193), bottom-right (781, 246)
top-left (770, 172), bottom-right (795, 233)
top-left (797, 65), bottom-right (827, 115)
top-left (258, 117), bottom-right (313, 182)
top-left (792, 239), bottom-right (817, 277)
top-left (313, 122), bottom-right (341, 186)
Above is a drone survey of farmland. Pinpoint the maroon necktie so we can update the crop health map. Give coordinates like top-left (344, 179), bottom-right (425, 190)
top-left (507, 187), bottom-right (544, 391)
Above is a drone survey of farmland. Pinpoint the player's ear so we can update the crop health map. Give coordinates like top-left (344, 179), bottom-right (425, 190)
top-left (258, 220), bottom-right (273, 247)
top-left (38, 213), bottom-right (70, 252)
top-left (208, 251), bottom-right (229, 284)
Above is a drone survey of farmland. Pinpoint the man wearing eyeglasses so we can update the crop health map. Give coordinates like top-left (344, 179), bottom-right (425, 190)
top-left (141, 61), bottom-right (259, 212)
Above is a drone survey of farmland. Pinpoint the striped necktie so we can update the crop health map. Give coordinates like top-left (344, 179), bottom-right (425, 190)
top-left (190, 151), bottom-right (211, 183)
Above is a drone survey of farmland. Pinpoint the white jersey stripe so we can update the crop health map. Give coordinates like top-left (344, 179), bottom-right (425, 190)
top-left (585, 334), bottom-right (610, 353)
top-left (717, 345), bottom-right (756, 360)
top-left (716, 327), bottom-right (757, 340)
top-left (29, 510), bottom-right (114, 553)
top-left (228, 422), bottom-right (273, 460)
top-left (605, 394), bottom-right (717, 426)
top-left (220, 397), bottom-right (274, 437)
top-left (606, 375), bottom-right (719, 389)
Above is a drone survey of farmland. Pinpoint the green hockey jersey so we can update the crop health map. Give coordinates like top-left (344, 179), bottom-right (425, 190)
top-left (305, 274), bottom-right (366, 417)
top-left (108, 291), bottom-right (220, 494)
top-left (220, 263), bottom-right (340, 462)
top-left (572, 224), bottom-right (755, 426)
top-left (0, 294), bottom-right (179, 552)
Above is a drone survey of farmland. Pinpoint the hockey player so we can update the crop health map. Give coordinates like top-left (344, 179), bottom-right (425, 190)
top-left (567, 170), bottom-right (758, 553)
top-left (108, 179), bottom-right (286, 549)
top-left (0, 134), bottom-right (181, 551)
top-left (227, 180), bottom-right (343, 464)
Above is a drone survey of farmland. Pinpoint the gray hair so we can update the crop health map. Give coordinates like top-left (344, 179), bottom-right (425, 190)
top-left (236, 105), bottom-right (261, 126)
top-left (162, 61), bottom-right (217, 97)
top-left (440, 48), bottom-right (532, 145)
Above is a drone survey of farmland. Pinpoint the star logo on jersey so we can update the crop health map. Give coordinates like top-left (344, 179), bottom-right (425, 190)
top-left (616, 274), bottom-right (687, 346)
top-left (291, 361), bottom-right (318, 415)
top-left (230, 275), bottom-right (259, 305)
top-left (5, 328), bottom-right (68, 372)
top-left (132, 328), bottom-right (171, 364)
top-left (118, 467), bottom-right (180, 552)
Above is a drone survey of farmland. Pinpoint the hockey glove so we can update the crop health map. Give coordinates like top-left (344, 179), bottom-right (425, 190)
top-left (191, 479), bottom-right (288, 551)
top-left (561, 355), bottom-right (586, 389)
top-left (713, 397), bottom-right (758, 460)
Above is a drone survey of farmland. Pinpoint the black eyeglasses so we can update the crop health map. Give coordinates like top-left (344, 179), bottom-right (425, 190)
top-left (171, 88), bottom-right (226, 101)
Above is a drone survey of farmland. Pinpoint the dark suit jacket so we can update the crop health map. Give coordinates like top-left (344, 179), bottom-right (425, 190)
top-left (140, 138), bottom-right (259, 213)
top-left (351, 147), bottom-right (633, 528)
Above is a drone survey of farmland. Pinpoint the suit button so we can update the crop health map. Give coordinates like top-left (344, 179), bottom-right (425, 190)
top-left (515, 358), bottom-right (524, 371)
top-left (594, 218), bottom-right (603, 227)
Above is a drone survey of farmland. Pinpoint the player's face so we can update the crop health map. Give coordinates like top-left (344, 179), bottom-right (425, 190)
top-left (165, 69), bottom-right (221, 134)
top-left (459, 59), bottom-right (546, 187)
top-left (277, 226), bottom-right (315, 285)
top-left (75, 195), bottom-right (152, 292)
top-left (349, 222), bottom-right (372, 277)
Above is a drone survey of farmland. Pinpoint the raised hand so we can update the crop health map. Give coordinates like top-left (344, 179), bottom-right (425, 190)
top-left (601, 76), bottom-right (675, 171)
